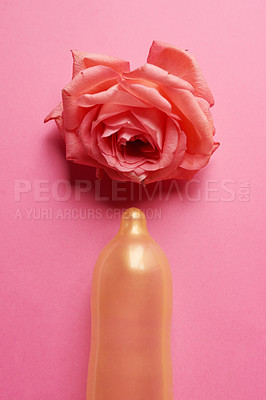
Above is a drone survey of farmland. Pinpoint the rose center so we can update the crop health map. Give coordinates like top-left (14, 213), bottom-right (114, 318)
top-left (126, 139), bottom-right (146, 155)
top-left (123, 138), bottom-right (158, 159)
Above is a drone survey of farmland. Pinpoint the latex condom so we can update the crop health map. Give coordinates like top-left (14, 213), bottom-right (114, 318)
top-left (86, 207), bottom-right (173, 400)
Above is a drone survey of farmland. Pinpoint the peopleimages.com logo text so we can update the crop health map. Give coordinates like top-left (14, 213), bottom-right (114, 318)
top-left (14, 178), bottom-right (250, 203)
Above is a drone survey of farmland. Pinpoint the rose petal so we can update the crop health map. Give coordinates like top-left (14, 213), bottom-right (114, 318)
top-left (119, 80), bottom-right (172, 114)
top-left (130, 108), bottom-right (166, 150)
top-left (100, 143), bottom-right (147, 172)
top-left (144, 123), bottom-right (187, 183)
top-left (147, 40), bottom-right (214, 106)
top-left (62, 66), bottom-right (119, 130)
top-left (114, 137), bottom-right (147, 166)
top-left (101, 152), bottom-right (142, 172)
top-left (163, 87), bottom-right (213, 154)
top-left (65, 130), bottom-right (99, 167)
top-left (103, 111), bottom-right (146, 133)
top-left (44, 102), bottom-right (64, 137)
top-left (79, 110), bottom-right (128, 171)
top-left (165, 166), bottom-right (198, 181)
top-left (77, 106), bottom-right (99, 156)
top-left (117, 128), bottom-right (147, 144)
top-left (196, 96), bottom-right (215, 136)
top-left (98, 136), bottom-right (113, 156)
top-left (101, 126), bottom-right (119, 138)
top-left (77, 84), bottom-right (151, 108)
top-left (104, 168), bottom-right (131, 181)
top-left (212, 142), bottom-right (220, 154)
top-left (94, 104), bottom-right (132, 125)
top-left (118, 132), bottom-right (157, 164)
top-left (140, 117), bottom-right (177, 171)
top-left (180, 152), bottom-right (211, 170)
top-left (108, 167), bottom-right (147, 183)
top-left (123, 63), bottom-right (194, 92)
top-left (71, 50), bottom-right (130, 78)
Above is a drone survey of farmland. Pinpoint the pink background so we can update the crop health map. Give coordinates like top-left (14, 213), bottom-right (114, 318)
top-left (1, 1), bottom-right (265, 399)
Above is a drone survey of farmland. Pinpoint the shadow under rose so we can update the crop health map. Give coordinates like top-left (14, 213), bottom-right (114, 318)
top-left (44, 127), bottom-right (66, 158)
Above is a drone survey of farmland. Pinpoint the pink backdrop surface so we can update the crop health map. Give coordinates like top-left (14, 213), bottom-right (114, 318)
top-left (0, 1), bottom-right (265, 399)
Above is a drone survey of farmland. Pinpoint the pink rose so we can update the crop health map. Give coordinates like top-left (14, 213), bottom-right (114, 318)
top-left (45, 41), bottom-right (219, 184)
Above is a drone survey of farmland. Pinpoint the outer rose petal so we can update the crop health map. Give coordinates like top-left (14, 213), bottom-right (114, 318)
top-left (180, 152), bottom-right (211, 170)
top-left (212, 142), bottom-right (220, 154)
top-left (123, 63), bottom-right (193, 92)
top-left (163, 87), bottom-right (213, 154)
top-left (196, 96), bottom-right (215, 136)
top-left (44, 102), bottom-right (64, 137)
top-left (77, 106), bottom-right (100, 158)
top-left (165, 166), bottom-right (199, 181)
top-left (147, 40), bottom-right (214, 106)
top-left (65, 130), bottom-right (100, 168)
top-left (71, 50), bottom-right (130, 78)
top-left (62, 65), bottom-right (119, 130)
top-left (103, 166), bottom-right (142, 182)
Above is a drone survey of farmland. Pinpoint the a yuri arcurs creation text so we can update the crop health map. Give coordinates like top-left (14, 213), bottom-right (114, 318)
top-left (45, 41), bottom-right (219, 184)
